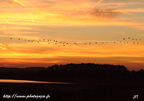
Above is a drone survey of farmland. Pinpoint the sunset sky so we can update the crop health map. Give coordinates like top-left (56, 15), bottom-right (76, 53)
top-left (0, 0), bottom-right (144, 70)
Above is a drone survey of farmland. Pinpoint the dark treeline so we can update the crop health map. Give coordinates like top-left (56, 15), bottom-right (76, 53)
top-left (0, 63), bottom-right (144, 81)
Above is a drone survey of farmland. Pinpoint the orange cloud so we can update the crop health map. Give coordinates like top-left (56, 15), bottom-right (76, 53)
top-left (0, 0), bottom-right (143, 29)
top-left (0, 43), bottom-right (9, 50)
top-left (0, 0), bottom-right (144, 70)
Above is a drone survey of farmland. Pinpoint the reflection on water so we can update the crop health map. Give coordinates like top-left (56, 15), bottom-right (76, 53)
top-left (0, 79), bottom-right (70, 84)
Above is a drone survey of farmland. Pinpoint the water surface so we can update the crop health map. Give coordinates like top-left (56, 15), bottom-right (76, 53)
top-left (0, 79), bottom-right (70, 84)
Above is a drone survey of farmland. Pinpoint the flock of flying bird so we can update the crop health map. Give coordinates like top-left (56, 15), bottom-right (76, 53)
top-left (0, 36), bottom-right (143, 50)
top-left (7, 37), bottom-right (143, 47)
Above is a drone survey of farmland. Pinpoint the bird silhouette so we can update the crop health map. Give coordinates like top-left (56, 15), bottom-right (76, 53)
top-left (6, 36), bottom-right (143, 48)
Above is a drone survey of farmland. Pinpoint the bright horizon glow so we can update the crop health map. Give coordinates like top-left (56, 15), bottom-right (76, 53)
top-left (0, 0), bottom-right (144, 71)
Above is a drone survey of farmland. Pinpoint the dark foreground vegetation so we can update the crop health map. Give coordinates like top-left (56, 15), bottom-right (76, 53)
top-left (0, 63), bottom-right (144, 101)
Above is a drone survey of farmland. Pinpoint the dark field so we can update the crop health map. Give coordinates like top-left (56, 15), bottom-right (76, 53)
top-left (0, 79), bottom-right (144, 101)
top-left (0, 63), bottom-right (144, 101)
